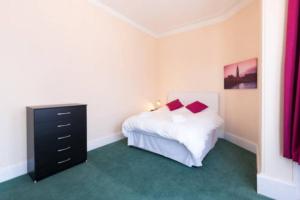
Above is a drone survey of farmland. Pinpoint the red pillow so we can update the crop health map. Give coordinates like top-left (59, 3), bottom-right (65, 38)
top-left (166, 99), bottom-right (184, 111)
top-left (186, 101), bottom-right (208, 113)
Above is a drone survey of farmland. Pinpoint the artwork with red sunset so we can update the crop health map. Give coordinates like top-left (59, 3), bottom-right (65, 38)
top-left (224, 58), bottom-right (257, 89)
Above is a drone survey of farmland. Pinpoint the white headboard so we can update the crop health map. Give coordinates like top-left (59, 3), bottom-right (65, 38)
top-left (168, 91), bottom-right (219, 113)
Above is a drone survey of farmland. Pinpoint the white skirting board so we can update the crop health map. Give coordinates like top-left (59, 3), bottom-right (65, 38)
top-left (257, 172), bottom-right (299, 200)
top-left (0, 133), bottom-right (124, 183)
top-left (224, 132), bottom-right (257, 154)
top-left (296, 163), bottom-right (300, 199)
top-left (87, 132), bottom-right (124, 151)
top-left (0, 161), bottom-right (27, 184)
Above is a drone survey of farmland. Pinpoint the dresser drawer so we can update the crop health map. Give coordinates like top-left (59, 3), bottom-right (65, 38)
top-left (34, 106), bottom-right (86, 123)
top-left (36, 134), bottom-right (86, 155)
top-left (36, 144), bottom-right (86, 168)
top-left (35, 149), bottom-right (86, 181)
top-left (34, 118), bottom-right (86, 141)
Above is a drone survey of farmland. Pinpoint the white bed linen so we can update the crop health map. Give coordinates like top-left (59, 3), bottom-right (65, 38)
top-left (126, 129), bottom-right (218, 167)
top-left (122, 107), bottom-right (224, 160)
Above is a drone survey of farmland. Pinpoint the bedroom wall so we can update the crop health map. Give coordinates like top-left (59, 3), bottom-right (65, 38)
top-left (0, 0), bottom-right (262, 183)
top-left (0, 0), bottom-right (158, 180)
top-left (157, 0), bottom-right (260, 145)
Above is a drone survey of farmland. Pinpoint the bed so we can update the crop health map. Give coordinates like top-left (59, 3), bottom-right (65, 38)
top-left (122, 92), bottom-right (224, 167)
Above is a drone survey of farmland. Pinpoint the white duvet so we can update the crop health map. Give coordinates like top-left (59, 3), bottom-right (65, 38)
top-left (122, 107), bottom-right (224, 159)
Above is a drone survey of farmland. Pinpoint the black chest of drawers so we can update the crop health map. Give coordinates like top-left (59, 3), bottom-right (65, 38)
top-left (27, 104), bottom-right (87, 182)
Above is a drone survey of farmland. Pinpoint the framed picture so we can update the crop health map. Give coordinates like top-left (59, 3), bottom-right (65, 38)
top-left (224, 58), bottom-right (257, 89)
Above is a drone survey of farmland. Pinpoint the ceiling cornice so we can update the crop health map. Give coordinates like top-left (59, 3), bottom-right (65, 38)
top-left (89, 0), bottom-right (158, 38)
top-left (89, 0), bottom-right (254, 39)
top-left (158, 0), bottom-right (254, 37)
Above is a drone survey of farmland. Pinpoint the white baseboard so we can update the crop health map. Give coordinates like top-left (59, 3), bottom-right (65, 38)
top-left (0, 161), bottom-right (27, 183)
top-left (87, 132), bottom-right (124, 151)
top-left (257, 173), bottom-right (299, 200)
top-left (0, 133), bottom-right (125, 183)
top-left (293, 163), bottom-right (300, 199)
top-left (224, 132), bottom-right (257, 154)
top-left (216, 126), bottom-right (225, 139)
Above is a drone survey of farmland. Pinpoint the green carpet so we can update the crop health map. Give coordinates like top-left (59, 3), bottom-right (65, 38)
top-left (0, 139), bottom-right (269, 200)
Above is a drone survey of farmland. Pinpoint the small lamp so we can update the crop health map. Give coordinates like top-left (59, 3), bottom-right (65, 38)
top-left (146, 100), bottom-right (162, 112)
top-left (155, 100), bottom-right (161, 109)
top-left (146, 102), bottom-right (155, 111)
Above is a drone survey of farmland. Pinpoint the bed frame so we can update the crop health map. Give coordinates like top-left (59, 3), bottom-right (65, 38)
top-left (127, 91), bottom-right (223, 167)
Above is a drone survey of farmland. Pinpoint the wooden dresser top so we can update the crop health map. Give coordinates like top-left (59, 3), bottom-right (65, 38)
top-left (27, 103), bottom-right (86, 110)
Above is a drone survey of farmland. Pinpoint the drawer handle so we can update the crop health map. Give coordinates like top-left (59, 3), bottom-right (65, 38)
top-left (57, 112), bottom-right (71, 116)
top-left (57, 158), bottom-right (71, 164)
top-left (57, 146), bottom-right (71, 152)
top-left (57, 123), bottom-right (71, 128)
top-left (57, 135), bottom-right (71, 140)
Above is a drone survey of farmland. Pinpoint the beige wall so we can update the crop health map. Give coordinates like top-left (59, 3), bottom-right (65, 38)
top-left (158, 1), bottom-right (261, 144)
top-left (0, 0), bottom-right (158, 169)
top-left (0, 0), bottom-right (262, 181)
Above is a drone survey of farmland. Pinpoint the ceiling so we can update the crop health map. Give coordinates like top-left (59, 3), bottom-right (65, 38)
top-left (92, 0), bottom-right (252, 37)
